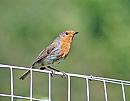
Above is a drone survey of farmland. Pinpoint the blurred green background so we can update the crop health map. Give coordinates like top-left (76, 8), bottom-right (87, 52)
top-left (0, 0), bottom-right (130, 101)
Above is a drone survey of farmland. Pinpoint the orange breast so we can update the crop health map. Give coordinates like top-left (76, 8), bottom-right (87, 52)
top-left (60, 36), bottom-right (72, 57)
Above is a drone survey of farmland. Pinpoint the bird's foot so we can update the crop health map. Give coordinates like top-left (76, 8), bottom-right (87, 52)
top-left (88, 75), bottom-right (94, 81)
top-left (60, 71), bottom-right (67, 78)
top-left (50, 71), bottom-right (55, 77)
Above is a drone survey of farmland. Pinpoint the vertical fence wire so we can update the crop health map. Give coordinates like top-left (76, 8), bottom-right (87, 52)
top-left (121, 83), bottom-right (126, 101)
top-left (10, 67), bottom-right (14, 101)
top-left (48, 73), bottom-right (51, 101)
top-left (103, 80), bottom-right (108, 101)
top-left (86, 78), bottom-right (90, 101)
top-left (68, 75), bottom-right (71, 101)
top-left (30, 69), bottom-right (33, 101)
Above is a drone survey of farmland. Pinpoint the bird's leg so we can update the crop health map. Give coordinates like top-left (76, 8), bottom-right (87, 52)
top-left (40, 66), bottom-right (55, 76)
top-left (46, 66), bottom-right (56, 77)
top-left (47, 66), bottom-right (61, 72)
top-left (47, 66), bottom-right (67, 78)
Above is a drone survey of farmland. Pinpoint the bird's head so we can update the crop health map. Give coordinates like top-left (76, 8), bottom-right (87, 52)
top-left (59, 30), bottom-right (79, 40)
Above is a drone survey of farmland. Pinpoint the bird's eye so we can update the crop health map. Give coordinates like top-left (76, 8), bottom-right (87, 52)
top-left (65, 32), bottom-right (69, 35)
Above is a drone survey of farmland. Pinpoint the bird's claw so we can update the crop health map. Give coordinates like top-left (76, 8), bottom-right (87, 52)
top-left (88, 75), bottom-right (94, 81)
top-left (50, 71), bottom-right (55, 77)
top-left (50, 70), bottom-right (67, 78)
top-left (61, 71), bottom-right (67, 78)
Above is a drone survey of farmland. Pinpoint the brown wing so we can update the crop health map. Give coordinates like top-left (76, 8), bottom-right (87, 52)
top-left (35, 42), bottom-right (57, 63)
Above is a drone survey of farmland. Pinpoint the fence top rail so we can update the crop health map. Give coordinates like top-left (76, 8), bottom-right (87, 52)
top-left (0, 64), bottom-right (130, 85)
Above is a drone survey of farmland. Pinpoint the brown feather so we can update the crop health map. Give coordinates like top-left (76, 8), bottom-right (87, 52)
top-left (35, 42), bottom-right (56, 63)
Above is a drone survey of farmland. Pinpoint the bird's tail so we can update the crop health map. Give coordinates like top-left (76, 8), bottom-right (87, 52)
top-left (19, 63), bottom-right (36, 80)
top-left (19, 70), bottom-right (30, 80)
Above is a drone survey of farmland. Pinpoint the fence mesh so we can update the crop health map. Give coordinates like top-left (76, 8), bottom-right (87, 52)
top-left (0, 64), bottom-right (130, 101)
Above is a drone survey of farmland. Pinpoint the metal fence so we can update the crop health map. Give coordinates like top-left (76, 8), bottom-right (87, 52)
top-left (0, 64), bottom-right (130, 101)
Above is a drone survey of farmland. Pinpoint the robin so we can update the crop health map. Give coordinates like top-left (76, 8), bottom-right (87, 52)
top-left (19, 30), bottom-right (78, 80)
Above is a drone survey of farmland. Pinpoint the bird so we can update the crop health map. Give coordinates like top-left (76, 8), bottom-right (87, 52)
top-left (19, 30), bottom-right (78, 80)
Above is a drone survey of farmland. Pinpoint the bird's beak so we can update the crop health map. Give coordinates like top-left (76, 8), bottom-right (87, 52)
top-left (74, 31), bottom-right (79, 35)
